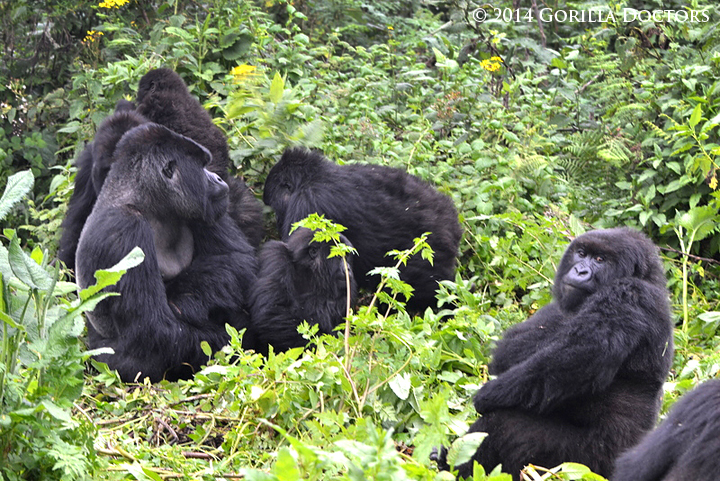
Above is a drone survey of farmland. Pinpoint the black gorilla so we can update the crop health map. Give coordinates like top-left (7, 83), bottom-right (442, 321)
top-left (434, 228), bottom-right (674, 480)
top-left (263, 148), bottom-right (462, 310)
top-left (58, 102), bottom-right (147, 271)
top-left (249, 227), bottom-right (357, 355)
top-left (76, 123), bottom-right (257, 382)
top-left (135, 68), bottom-right (264, 247)
top-left (612, 379), bottom-right (720, 481)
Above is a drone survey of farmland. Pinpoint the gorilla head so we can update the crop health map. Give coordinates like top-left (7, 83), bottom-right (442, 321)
top-left (110, 123), bottom-right (229, 224)
top-left (136, 68), bottom-right (190, 104)
top-left (134, 67), bottom-right (265, 247)
top-left (553, 227), bottom-right (666, 312)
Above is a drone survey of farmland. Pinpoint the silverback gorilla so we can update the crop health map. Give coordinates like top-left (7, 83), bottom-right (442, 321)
top-left (59, 68), bottom-right (264, 272)
top-left (434, 227), bottom-right (673, 480)
top-left (612, 379), bottom-right (720, 481)
top-left (249, 227), bottom-right (357, 355)
top-left (76, 123), bottom-right (257, 382)
top-left (263, 147), bottom-right (462, 310)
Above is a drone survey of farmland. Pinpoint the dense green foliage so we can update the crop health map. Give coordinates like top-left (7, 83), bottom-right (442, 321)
top-left (1, 0), bottom-right (720, 479)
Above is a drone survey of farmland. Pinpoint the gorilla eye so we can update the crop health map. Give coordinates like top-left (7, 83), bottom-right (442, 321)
top-left (595, 255), bottom-right (605, 262)
top-left (307, 245), bottom-right (319, 259)
top-left (162, 160), bottom-right (176, 179)
top-left (577, 249), bottom-right (586, 258)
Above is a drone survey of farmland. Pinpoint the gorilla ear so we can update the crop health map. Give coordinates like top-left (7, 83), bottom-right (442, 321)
top-left (162, 159), bottom-right (177, 179)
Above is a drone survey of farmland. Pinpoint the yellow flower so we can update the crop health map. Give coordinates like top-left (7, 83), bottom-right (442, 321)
top-left (231, 65), bottom-right (258, 83)
top-left (388, 26), bottom-right (394, 30)
top-left (83, 30), bottom-right (104, 43)
top-left (480, 58), bottom-right (502, 72)
top-left (99, 0), bottom-right (129, 9)
top-left (710, 174), bottom-right (718, 190)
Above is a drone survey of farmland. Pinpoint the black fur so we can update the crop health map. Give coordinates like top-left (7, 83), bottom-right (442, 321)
top-left (249, 227), bottom-right (357, 355)
top-left (76, 123), bottom-right (257, 382)
top-left (612, 379), bottom-right (720, 481)
top-left (58, 103), bottom-right (147, 270)
top-left (136, 68), bottom-right (264, 247)
top-left (263, 147), bottom-right (462, 310)
top-left (436, 228), bottom-right (673, 480)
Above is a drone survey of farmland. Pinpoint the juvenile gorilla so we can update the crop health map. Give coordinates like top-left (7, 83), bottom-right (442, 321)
top-left (263, 148), bottom-right (462, 310)
top-left (612, 379), bottom-right (720, 481)
top-left (249, 227), bottom-right (357, 355)
top-left (76, 123), bottom-right (257, 382)
top-left (434, 228), bottom-right (674, 480)
top-left (135, 68), bottom-right (264, 247)
top-left (58, 102), bottom-right (146, 270)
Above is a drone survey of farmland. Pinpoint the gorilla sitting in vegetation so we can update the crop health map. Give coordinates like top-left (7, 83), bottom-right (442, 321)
top-left (249, 227), bottom-right (357, 355)
top-left (59, 68), bottom-right (264, 272)
top-left (58, 101), bottom-right (146, 271)
top-left (135, 68), bottom-right (264, 247)
top-left (612, 379), bottom-right (720, 481)
top-left (434, 227), bottom-right (674, 480)
top-left (75, 123), bottom-right (257, 382)
top-left (263, 147), bottom-right (462, 310)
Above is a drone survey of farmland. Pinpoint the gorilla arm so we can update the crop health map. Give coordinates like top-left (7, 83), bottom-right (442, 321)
top-left (78, 207), bottom-right (234, 382)
top-left (163, 215), bottom-right (257, 329)
top-left (474, 278), bottom-right (668, 414)
top-left (488, 302), bottom-right (567, 375)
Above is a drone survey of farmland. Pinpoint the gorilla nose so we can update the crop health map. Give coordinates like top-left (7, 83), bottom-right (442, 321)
top-left (207, 170), bottom-right (225, 185)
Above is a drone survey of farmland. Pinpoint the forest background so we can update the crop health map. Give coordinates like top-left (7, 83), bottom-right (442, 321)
top-left (1, 0), bottom-right (719, 479)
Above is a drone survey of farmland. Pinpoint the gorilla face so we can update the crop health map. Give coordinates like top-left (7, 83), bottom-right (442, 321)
top-left (558, 244), bottom-right (611, 310)
top-left (553, 227), bottom-right (665, 312)
top-left (114, 124), bottom-right (229, 224)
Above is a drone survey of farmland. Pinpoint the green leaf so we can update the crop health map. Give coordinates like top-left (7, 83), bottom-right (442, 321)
top-left (274, 447), bottom-right (300, 481)
top-left (677, 206), bottom-right (719, 242)
top-left (689, 103), bottom-right (702, 129)
top-left (388, 372), bottom-right (411, 400)
top-left (269, 72), bottom-right (285, 104)
top-left (8, 236), bottom-right (53, 290)
top-left (0, 170), bottom-right (34, 221)
top-left (447, 431), bottom-right (487, 467)
top-left (41, 400), bottom-right (73, 423)
top-left (79, 247), bottom-right (145, 301)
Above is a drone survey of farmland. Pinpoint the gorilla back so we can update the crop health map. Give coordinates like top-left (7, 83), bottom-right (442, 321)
top-left (612, 379), bottom-right (720, 481)
top-left (263, 147), bottom-right (462, 310)
top-left (441, 228), bottom-right (673, 480)
top-left (76, 123), bottom-right (257, 382)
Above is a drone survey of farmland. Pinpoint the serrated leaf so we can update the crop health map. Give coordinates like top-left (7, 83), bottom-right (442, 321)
top-left (8, 236), bottom-right (53, 290)
top-left (677, 206), bottom-right (719, 241)
top-left (447, 431), bottom-right (487, 467)
top-left (269, 72), bottom-right (285, 104)
top-left (0, 170), bottom-right (34, 221)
